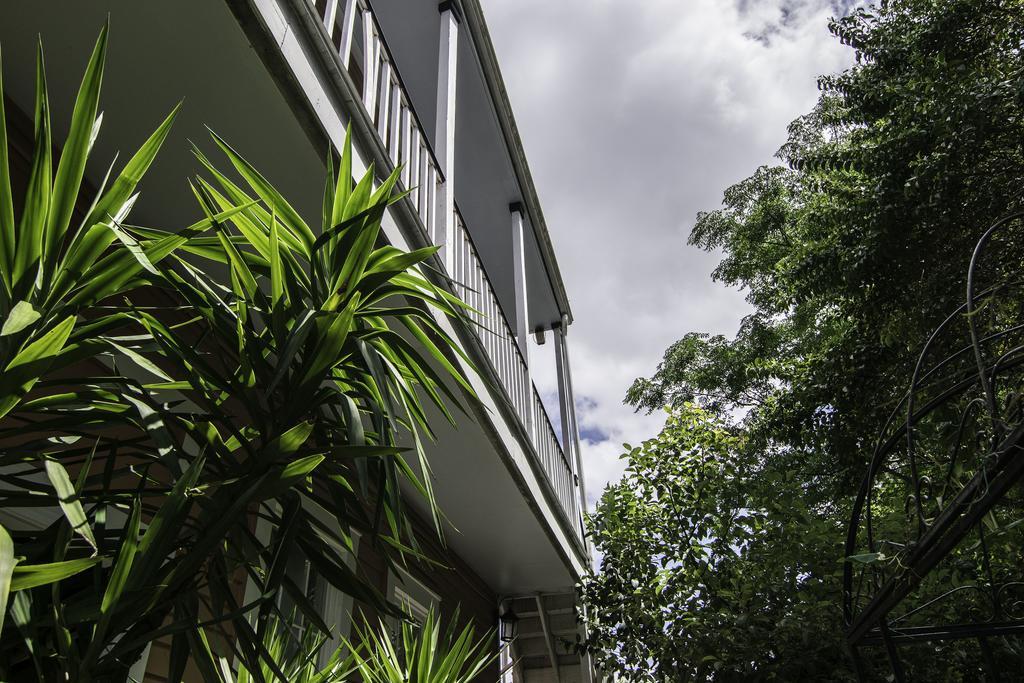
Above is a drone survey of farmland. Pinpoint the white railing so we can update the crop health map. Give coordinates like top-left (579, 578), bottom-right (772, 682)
top-left (308, 0), bottom-right (582, 541)
top-left (312, 0), bottom-right (443, 240)
top-left (450, 210), bottom-right (531, 430)
top-left (452, 211), bottom-right (580, 534)
top-left (532, 385), bottom-right (580, 531)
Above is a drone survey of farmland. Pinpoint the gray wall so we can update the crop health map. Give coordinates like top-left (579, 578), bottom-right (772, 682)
top-left (454, 21), bottom-right (521, 324)
top-left (371, 0), bottom-right (441, 153)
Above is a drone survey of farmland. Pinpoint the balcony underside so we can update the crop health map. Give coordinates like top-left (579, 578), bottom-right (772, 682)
top-left (0, 0), bottom-right (578, 594)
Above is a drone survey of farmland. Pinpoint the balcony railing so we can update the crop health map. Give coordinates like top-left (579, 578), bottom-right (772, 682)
top-left (307, 0), bottom-right (582, 542)
top-left (531, 385), bottom-right (581, 533)
top-left (451, 210), bottom-right (581, 536)
top-left (314, 0), bottom-right (444, 240)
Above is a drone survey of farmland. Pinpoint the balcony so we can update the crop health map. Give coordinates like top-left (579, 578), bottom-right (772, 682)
top-left (304, 0), bottom-right (585, 544)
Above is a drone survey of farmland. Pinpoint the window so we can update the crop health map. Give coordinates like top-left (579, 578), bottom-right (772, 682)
top-left (385, 568), bottom-right (439, 656)
top-left (278, 553), bottom-right (354, 667)
top-left (250, 501), bottom-right (360, 668)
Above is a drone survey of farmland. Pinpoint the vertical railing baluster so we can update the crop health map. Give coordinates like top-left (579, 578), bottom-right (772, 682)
top-left (399, 106), bottom-right (412, 188)
top-left (361, 10), bottom-right (377, 110)
top-left (416, 143), bottom-right (427, 220)
top-left (475, 261), bottom-right (482, 330)
top-left (408, 130), bottom-right (421, 209)
top-left (427, 170), bottom-right (438, 242)
top-left (388, 82), bottom-right (401, 162)
top-left (339, 0), bottom-right (357, 67)
top-left (322, 0), bottom-right (339, 38)
top-left (376, 62), bottom-right (391, 139)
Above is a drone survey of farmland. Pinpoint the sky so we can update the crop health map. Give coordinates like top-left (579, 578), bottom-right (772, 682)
top-left (482, 0), bottom-right (856, 510)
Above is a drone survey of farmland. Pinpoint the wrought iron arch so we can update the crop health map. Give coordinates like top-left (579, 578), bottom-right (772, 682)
top-left (844, 212), bottom-right (1024, 680)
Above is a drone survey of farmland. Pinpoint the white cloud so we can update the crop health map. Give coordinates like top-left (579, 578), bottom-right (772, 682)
top-left (485, 0), bottom-right (855, 511)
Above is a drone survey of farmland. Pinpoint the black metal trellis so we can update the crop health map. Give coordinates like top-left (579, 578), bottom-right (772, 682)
top-left (844, 213), bottom-right (1024, 680)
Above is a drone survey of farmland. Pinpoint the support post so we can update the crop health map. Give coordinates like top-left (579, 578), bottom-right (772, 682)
top-left (556, 314), bottom-right (586, 522)
top-left (435, 2), bottom-right (460, 273)
top-left (554, 323), bottom-right (574, 459)
top-left (511, 203), bottom-right (533, 438)
top-left (534, 595), bottom-right (561, 683)
top-left (510, 204), bottom-right (530, 357)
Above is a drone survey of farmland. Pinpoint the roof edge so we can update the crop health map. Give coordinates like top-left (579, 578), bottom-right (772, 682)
top-left (455, 0), bottom-right (574, 326)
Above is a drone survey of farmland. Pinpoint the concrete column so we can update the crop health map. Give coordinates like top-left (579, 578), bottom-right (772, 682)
top-left (435, 1), bottom-right (460, 273)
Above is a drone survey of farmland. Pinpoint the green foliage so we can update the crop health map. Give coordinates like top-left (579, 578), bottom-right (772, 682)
top-left (595, 0), bottom-right (1024, 678)
top-left (0, 27), bottom-right (476, 682)
top-left (0, 24), bottom-right (180, 421)
top-left (580, 406), bottom-right (852, 681)
top-left (222, 607), bottom-right (496, 683)
top-left (629, 0), bottom-right (1024, 490)
top-left (343, 607), bottom-right (497, 683)
top-left (218, 613), bottom-right (358, 683)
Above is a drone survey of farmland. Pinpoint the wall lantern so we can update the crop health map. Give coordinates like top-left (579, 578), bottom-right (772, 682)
top-left (499, 603), bottom-right (519, 643)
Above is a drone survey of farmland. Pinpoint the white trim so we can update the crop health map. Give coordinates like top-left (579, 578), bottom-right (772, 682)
top-left (511, 206), bottom-right (533, 439)
top-left (435, 5), bottom-right (459, 273)
top-left (249, 0), bottom-right (590, 576)
top-left (338, 0), bottom-right (357, 67)
top-left (322, 0), bottom-right (340, 38)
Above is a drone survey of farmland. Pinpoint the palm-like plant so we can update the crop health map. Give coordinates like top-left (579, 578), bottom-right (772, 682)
top-left (1, 25), bottom-right (478, 682)
top-left (202, 607), bottom-right (497, 683)
top-left (0, 24), bottom-right (180, 419)
top-left (83, 130), bottom-right (480, 678)
top-left (209, 613), bottom-right (359, 683)
top-left (344, 608), bottom-right (498, 683)
top-left (0, 21), bottom-right (186, 673)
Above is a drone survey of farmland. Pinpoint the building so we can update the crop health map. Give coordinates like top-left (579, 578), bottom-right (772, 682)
top-left (0, 1), bottom-right (591, 681)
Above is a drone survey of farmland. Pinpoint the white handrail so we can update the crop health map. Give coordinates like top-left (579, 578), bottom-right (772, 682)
top-left (308, 0), bottom-right (583, 541)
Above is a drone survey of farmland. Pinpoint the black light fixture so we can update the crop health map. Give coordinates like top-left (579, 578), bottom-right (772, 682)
top-left (499, 602), bottom-right (519, 643)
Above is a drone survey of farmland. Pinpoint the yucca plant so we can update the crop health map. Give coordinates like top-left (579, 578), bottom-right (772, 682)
top-left (0, 24), bottom-right (180, 419)
top-left (98, 128), bottom-right (481, 677)
top-left (196, 607), bottom-right (497, 683)
top-left (344, 607), bottom-right (498, 683)
top-left (0, 23), bottom-right (199, 680)
top-left (189, 612), bottom-right (359, 683)
top-left (1, 24), bottom-right (479, 681)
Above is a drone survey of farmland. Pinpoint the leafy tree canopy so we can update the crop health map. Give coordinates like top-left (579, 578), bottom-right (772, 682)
top-left (581, 406), bottom-right (850, 680)
top-left (628, 0), bottom-right (1024, 491)
top-left (586, 0), bottom-right (1024, 678)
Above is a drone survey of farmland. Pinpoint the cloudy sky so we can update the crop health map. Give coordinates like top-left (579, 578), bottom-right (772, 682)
top-left (482, 0), bottom-right (856, 509)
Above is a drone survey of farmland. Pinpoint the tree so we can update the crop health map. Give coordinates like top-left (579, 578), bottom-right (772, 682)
top-left (628, 0), bottom-right (1024, 493)
top-left (586, 0), bottom-right (1024, 678)
top-left (580, 405), bottom-right (852, 681)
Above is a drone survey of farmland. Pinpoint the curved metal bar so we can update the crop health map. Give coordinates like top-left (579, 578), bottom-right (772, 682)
top-left (844, 353), bottom-right (1024, 626)
top-left (941, 397), bottom-right (985, 502)
top-left (844, 213), bottom-right (1024, 648)
top-left (987, 343), bottom-right (1024, 407)
top-left (966, 212), bottom-right (1024, 433)
top-left (888, 584), bottom-right (989, 625)
top-left (905, 291), bottom-right (985, 536)
top-left (842, 355), bottom-right (1024, 623)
